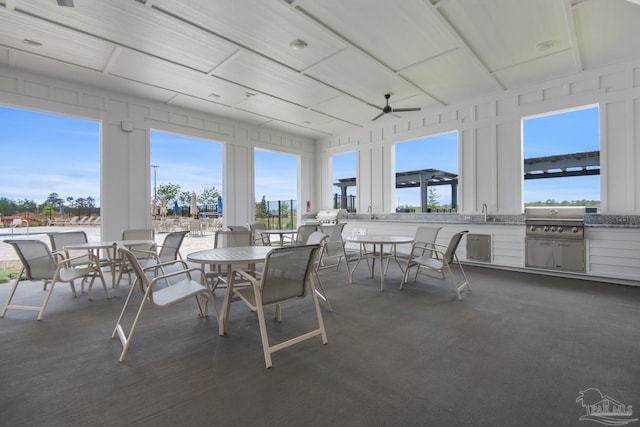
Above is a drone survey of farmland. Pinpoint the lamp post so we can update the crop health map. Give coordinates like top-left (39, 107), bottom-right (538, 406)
top-left (151, 165), bottom-right (159, 201)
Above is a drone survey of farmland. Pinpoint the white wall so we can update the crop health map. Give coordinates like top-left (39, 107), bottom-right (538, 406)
top-left (318, 59), bottom-right (640, 216)
top-left (0, 66), bottom-right (317, 239)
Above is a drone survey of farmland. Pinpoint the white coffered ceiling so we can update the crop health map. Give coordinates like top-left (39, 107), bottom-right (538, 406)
top-left (2, 0), bottom-right (640, 138)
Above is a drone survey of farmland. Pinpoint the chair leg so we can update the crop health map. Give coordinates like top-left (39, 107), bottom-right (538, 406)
top-left (312, 268), bottom-right (332, 311)
top-left (37, 280), bottom-right (58, 321)
top-left (255, 299), bottom-right (273, 368)
top-left (1, 267), bottom-right (24, 318)
top-left (309, 276), bottom-right (329, 345)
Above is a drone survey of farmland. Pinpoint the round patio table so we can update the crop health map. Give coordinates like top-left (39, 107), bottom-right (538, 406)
top-left (344, 235), bottom-right (414, 291)
top-left (187, 246), bottom-right (273, 335)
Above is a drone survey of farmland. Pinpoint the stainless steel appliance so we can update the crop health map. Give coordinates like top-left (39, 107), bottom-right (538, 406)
top-left (524, 206), bottom-right (586, 273)
top-left (315, 209), bottom-right (348, 225)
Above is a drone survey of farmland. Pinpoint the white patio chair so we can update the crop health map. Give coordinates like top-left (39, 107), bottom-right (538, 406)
top-left (399, 225), bottom-right (442, 282)
top-left (230, 244), bottom-right (327, 368)
top-left (47, 230), bottom-right (110, 297)
top-left (250, 222), bottom-right (271, 246)
top-left (204, 230), bottom-right (254, 290)
top-left (291, 224), bottom-right (318, 246)
top-left (112, 244), bottom-right (216, 362)
top-left (305, 231), bottom-right (332, 310)
top-left (115, 228), bottom-right (156, 286)
top-left (399, 230), bottom-right (471, 300)
top-left (318, 223), bottom-right (359, 282)
top-left (2, 239), bottom-right (108, 320)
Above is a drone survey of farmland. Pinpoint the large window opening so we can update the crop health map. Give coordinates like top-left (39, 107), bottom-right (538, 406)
top-left (394, 131), bottom-right (459, 213)
top-left (150, 130), bottom-right (223, 221)
top-left (0, 106), bottom-right (100, 226)
top-left (522, 106), bottom-right (600, 210)
top-left (332, 151), bottom-right (357, 212)
top-left (254, 149), bottom-right (298, 229)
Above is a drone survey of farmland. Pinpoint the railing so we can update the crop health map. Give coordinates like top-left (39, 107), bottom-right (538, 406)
top-left (255, 199), bottom-right (298, 229)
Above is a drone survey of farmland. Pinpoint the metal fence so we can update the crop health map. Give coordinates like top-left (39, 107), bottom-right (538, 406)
top-left (255, 199), bottom-right (298, 229)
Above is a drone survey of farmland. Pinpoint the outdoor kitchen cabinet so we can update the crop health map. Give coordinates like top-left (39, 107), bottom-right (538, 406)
top-left (525, 239), bottom-right (585, 273)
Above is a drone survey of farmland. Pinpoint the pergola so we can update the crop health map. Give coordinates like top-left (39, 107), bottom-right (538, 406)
top-left (334, 151), bottom-right (601, 212)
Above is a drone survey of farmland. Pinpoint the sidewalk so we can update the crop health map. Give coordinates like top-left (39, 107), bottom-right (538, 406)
top-left (0, 226), bottom-right (216, 270)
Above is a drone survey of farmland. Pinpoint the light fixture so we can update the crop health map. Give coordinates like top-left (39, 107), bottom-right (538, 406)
top-left (289, 39), bottom-right (308, 51)
top-left (23, 39), bottom-right (43, 49)
top-left (208, 93), bottom-right (221, 99)
top-left (536, 40), bottom-right (555, 52)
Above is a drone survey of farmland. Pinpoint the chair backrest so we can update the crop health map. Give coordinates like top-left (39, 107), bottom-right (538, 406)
top-left (305, 231), bottom-right (328, 246)
top-left (295, 224), bottom-right (318, 245)
top-left (158, 231), bottom-right (188, 262)
top-left (320, 223), bottom-right (346, 256)
top-left (47, 231), bottom-right (88, 251)
top-left (214, 230), bottom-right (252, 248)
top-left (413, 226), bottom-right (442, 258)
top-left (122, 228), bottom-right (154, 241)
top-left (116, 244), bottom-right (153, 299)
top-left (249, 222), bottom-right (269, 244)
top-left (228, 225), bottom-right (249, 231)
top-left (443, 231), bottom-right (468, 264)
top-left (259, 245), bottom-right (320, 306)
top-left (122, 228), bottom-right (155, 259)
top-left (4, 240), bottom-right (57, 281)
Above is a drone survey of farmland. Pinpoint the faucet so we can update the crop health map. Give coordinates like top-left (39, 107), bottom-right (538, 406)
top-left (367, 205), bottom-right (374, 220)
top-left (482, 203), bottom-right (488, 223)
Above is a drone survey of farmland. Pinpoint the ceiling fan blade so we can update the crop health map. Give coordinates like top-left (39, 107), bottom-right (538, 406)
top-left (57, 0), bottom-right (74, 7)
top-left (371, 112), bottom-right (385, 121)
top-left (392, 107), bottom-right (421, 113)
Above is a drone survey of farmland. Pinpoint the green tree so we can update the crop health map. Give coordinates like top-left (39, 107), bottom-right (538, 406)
top-left (0, 197), bottom-right (17, 215)
top-left (157, 182), bottom-right (181, 203)
top-left (199, 186), bottom-right (220, 205)
top-left (427, 187), bottom-right (439, 208)
top-left (256, 195), bottom-right (268, 218)
top-left (178, 191), bottom-right (190, 206)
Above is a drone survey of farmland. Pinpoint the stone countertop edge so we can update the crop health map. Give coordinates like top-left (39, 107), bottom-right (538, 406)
top-left (318, 213), bottom-right (640, 228)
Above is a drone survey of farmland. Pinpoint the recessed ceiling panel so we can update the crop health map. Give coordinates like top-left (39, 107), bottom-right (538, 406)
top-left (151, 0), bottom-right (346, 72)
top-left (304, 49), bottom-right (417, 106)
top-left (438, 0), bottom-right (571, 73)
top-left (12, 0), bottom-right (237, 72)
top-left (299, 0), bottom-right (458, 71)
top-left (170, 95), bottom-right (270, 127)
top-left (401, 49), bottom-right (503, 105)
top-left (237, 95), bottom-right (334, 128)
top-left (0, 12), bottom-right (114, 71)
top-left (493, 49), bottom-right (578, 90)
top-left (213, 52), bottom-right (340, 107)
top-left (574, 0), bottom-right (640, 70)
top-left (312, 95), bottom-right (380, 125)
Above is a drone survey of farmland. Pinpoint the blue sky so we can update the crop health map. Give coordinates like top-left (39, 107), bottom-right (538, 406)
top-left (1, 104), bottom-right (600, 210)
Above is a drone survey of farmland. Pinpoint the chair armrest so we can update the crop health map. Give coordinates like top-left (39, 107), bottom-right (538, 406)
top-left (230, 267), bottom-right (259, 287)
top-left (149, 267), bottom-right (202, 287)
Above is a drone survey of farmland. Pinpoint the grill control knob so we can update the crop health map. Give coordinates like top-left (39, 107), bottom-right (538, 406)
top-left (529, 226), bottom-right (536, 232)
top-left (572, 227), bottom-right (579, 233)
top-left (550, 226), bottom-right (557, 232)
top-left (557, 226), bottom-right (563, 232)
top-left (543, 226), bottom-right (549, 232)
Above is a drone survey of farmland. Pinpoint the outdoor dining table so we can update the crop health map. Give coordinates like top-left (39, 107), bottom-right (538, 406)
top-left (63, 240), bottom-right (155, 288)
top-left (344, 235), bottom-right (414, 291)
top-left (186, 246), bottom-right (273, 335)
top-left (261, 228), bottom-right (297, 246)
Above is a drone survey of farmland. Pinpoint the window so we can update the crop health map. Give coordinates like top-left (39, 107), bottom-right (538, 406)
top-left (332, 151), bottom-right (357, 212)
top-left (0, 106), bottom-right (100, 221)
top-left (394, 131), bottom-right (459, 213)
top-left (150, 130), bottom-right (223, 217)
top-left (254, 148), bottom-right (298, 228)
top-left (522, 106), bottom-right (600, 209)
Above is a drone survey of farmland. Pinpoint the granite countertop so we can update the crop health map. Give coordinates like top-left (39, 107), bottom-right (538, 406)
top-left (325, 213), bottom-right (640, 228)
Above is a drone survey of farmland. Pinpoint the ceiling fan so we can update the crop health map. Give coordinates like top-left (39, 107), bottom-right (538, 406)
top-left (56, 0), bottom-right (74, 7)
top-left (371, 93), bottom-right (421, 121)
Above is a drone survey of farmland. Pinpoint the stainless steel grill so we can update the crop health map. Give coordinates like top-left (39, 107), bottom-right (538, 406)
top-left (315, 209), bottom-right (348, 225)
top-left (525, 207), bottom-right (586, 273)
top-left (525, 206), bottom-right (585, 240)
